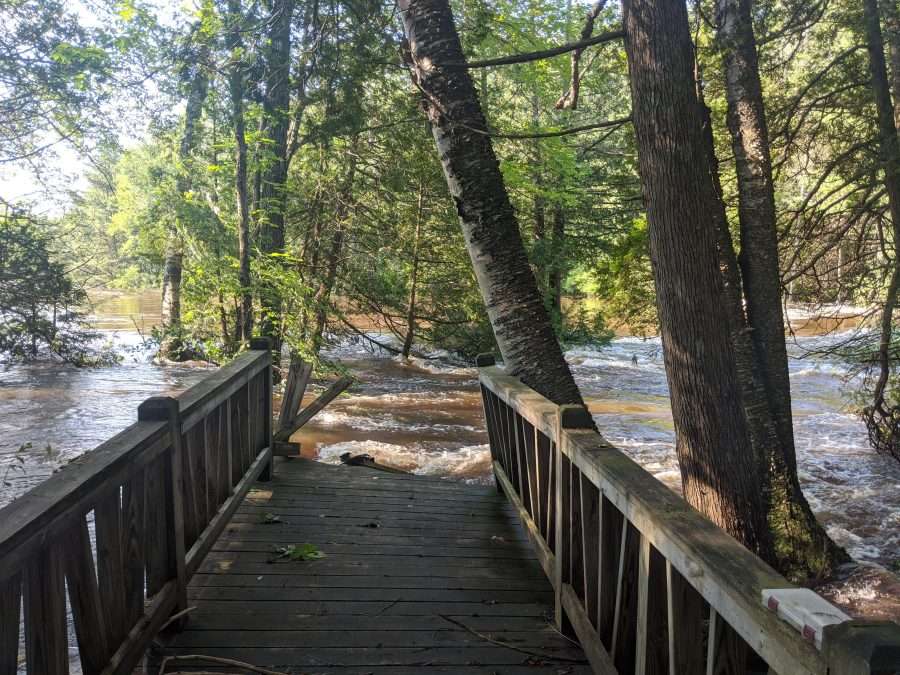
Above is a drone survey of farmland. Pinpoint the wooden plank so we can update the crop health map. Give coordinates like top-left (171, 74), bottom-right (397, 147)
top-left (561, 583), bottom-right (618, 674)
top-left (204, 408), bottom-right (220, 517)
top-left (259, 364), bottom-right (274, 481)
top-left (636, 533), bottom-right (650, 675)
top-left (95, 489), bottom-right (128, 647)
top-left (188, 421), bottom-right (209, 539)
top-left (273, 376), bottom-right (353, 442)
top-left (64, 517), bottom-right (110, 675)
top-left (24, 547), bottom-right (68, 675)
top-left (0, 572), bottom-right (21, 675)
top-left (492, 461), bottom-right (555, 580)
top-left (667, 560), bottom-right (707, 675)
top-left (154, 645), bottom-right (584, 668)
top-left (185, 446), bottom-right (273, 577)
top-left (179, 598), bottom-right (555, 617)
top-left (121, 470), bottom-right (146, 625)
top-left (144, 454), bottom-right (168, 597)
top-left (580, 475), bottom-right (600, 628)
top-left (101, 579), bottom-right (176, 675)
top-left (277, 357), bottom-right (312, 432)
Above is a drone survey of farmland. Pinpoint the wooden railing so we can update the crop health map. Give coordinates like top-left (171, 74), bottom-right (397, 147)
top-left (477, 355), bottom-right (900, 675)
top-left (0, 338), bottom-right (274, 675)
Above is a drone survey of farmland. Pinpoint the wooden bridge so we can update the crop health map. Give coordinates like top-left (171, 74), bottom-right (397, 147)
top-left (1, 343), bottom-right (899, 675)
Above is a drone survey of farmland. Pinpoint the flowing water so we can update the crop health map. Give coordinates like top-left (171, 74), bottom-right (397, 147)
top-left (2, 293), bottom-right (899, 622)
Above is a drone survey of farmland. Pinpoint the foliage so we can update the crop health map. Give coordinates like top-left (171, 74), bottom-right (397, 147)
top-left (0, 210), bottom-right (118, 364)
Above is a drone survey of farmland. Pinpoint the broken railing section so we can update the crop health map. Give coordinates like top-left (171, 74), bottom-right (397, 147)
top-left (0, 340), bottom-right (274, 675)
top-left (273, 358), bottom-right (353, 456)
top-left (476, 353), bottom-right (900, 675)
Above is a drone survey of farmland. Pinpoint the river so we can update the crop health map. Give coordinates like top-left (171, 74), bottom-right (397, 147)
top-left (1, 293), bottom-right (899, 620)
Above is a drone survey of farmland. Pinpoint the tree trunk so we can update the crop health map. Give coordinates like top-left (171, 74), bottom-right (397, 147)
top-left (716, 0), bottom-right (796, 470)
top-left (701, 8), bottom-right (847, 578)
top-left (227, 0), bottom-right (253, 344)
top-left (622, 0), bottom-right (771, 558)
top-left (881, 0), bottom-right (900, 127)
top-left (863, 0), bottom-right (900, 460)
top-left (257, 0), bottom-right (295, 347)
top-left (161, 36), bottom-right (210, 358)
top-left (308, 156), bottom-right (357, 356)
top-left (402, 181), bottom-right (425, 360)
top-left (399, 0), bottom-right (585, 406)
top-left (548, 203), bottom-right (565, 319)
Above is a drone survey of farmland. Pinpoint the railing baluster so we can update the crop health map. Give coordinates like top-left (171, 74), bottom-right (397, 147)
top-left (666, 560), bottom-right (707, 675)
top-left (122, 469), bottom-right (146, 624)
top-left (0, 572), bottom-right (21, 675)
top-left (95, 488), bottom-right (127, 646)
top-left (64, 517), bottom-right (110, 675)
top-left (24, 546), bottom-right (67, 675)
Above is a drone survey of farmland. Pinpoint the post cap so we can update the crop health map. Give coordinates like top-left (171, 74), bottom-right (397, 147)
top-left (559, 404), bottom-right (594, 429)
top-left (475, 353), bottom-right (496, 367)
top-left (138, 396), bottom-right (180, 421)
top-left (249, 337), bottom-right (273, 351)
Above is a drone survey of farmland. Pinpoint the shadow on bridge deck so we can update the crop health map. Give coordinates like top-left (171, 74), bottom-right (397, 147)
top-left (153, 457), bottom-right (590, 674)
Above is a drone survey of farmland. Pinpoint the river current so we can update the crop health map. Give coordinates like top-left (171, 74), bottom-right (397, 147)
top-left (1, 294), bottom-right (899, 620)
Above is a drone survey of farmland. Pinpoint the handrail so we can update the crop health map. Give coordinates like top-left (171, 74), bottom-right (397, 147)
top-left (478, 356), bottom-right (900, 675)
top-left (0, 338), bottom-right (274, 675)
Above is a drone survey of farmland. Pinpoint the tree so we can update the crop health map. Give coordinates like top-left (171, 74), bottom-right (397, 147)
top-left (622, 0), bottom-right (846, 580)
top-left (862, 0), bottom-right (900, 461)
top-left (160, 12), bottom-right (212, 359)
top-left (224, 0), bottom-right (253, 344)
top-left (256, 0), bottom-right (295, 347)
top-left (399, 0), bottom-right (585, 406)
top-left (0, 209), bottom-right (109, 364)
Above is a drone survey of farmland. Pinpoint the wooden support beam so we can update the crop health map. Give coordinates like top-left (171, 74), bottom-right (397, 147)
top-left (273, 376), bottom-right (353, 442)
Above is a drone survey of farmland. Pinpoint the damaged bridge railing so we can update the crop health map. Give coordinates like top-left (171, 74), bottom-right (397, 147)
top-left (477, 354), bottom-right (900, 675)
top-left (0, 338), bottom-right (273, 675)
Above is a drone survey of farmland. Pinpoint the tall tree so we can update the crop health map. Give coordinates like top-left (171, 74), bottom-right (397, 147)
top-left (862, 0), bottom-right (900, 461)
top-left (257, 0), bottom-right (295, 346)
top-left (398, 0), bottom-right (585, 406)
top-left (223, 0), bottom-right (253, 344)
top-left (715, 0), bottom-right (796, 470)
top-left (161, 21), bottom-right (211, 358)
top-left (622, 0), bottom-right (845, 580)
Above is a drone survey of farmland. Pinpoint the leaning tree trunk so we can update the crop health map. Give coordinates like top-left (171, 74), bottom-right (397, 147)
top-left (161, 38), bottom-right (210, 359)
top-left (399, 0), bottom-right (585, 406)
top-left (257, 0), bottom-right (295, 348)
top-left (863, 0), bottom-right (900, 461)
top-left (622, 0), bottom-right (772, 558)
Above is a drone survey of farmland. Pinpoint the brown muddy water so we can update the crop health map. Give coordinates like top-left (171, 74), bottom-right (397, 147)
top-left (1, 293), bottom-right (899, 624)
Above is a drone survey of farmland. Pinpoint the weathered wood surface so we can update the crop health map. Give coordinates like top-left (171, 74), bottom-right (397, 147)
top-left (478, 363), bottom-right (900, 675)
top-left (154, 458), bottom-right (591, 673)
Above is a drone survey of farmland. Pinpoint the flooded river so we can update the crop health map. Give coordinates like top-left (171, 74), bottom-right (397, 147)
top-left (2, 293), bottom-right (899, 620)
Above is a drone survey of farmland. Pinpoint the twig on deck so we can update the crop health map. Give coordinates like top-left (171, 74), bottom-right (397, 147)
top-left (438, 614), bottom-right (588, 664)
top-left (158, 654), bottom-right (290, 675)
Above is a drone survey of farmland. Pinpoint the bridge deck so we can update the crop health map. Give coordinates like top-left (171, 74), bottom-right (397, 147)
top-left (154, 458), bottom-right (590, 674)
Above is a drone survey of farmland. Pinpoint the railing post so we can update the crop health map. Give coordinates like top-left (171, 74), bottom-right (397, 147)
top-left (137, 396), bottom-right (188, 629)
top-left (475, 353), bottom-right (501, 492)
top-left (554, 403), bottom-right (594, 637)
top-left (824, 621), bottom-right (900, 674)
top-left (250, 337), bottom-right (275, 481)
